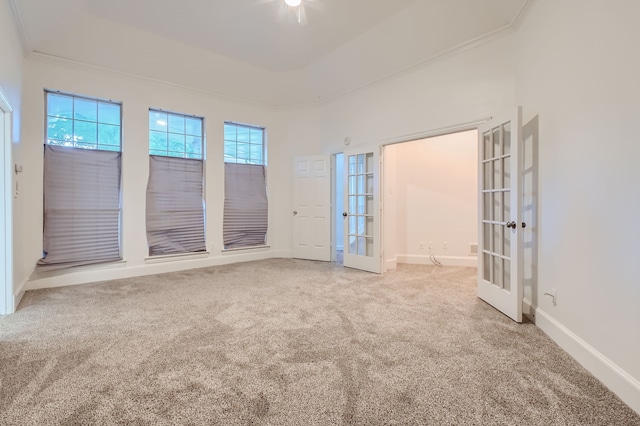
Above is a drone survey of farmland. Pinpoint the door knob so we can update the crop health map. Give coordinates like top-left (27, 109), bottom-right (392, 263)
top-left (293, 211), bottom-right (297, 215)
top-left (506, 221), bottom-right (516, 229)
top-left (342, 212), bottom-right (348, 217)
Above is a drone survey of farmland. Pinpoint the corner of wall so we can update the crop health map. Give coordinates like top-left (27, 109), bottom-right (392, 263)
top-left (13, 278), bottom-right (26, 312)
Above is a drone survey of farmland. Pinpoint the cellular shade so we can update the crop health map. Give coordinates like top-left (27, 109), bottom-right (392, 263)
top-left (147, 155), bottom-right (206, 256)
top-left (40, 145), bottom-right (122, 266)
top-left (223, 163), bottom-right (268, 249)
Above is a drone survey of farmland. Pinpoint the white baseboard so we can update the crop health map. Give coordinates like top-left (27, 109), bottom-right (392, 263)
top-left (535, 307), bottom-right (640, 415)
top-left (522, 297), bottom-right (536, 323)
top-left (12, 279), bottom-right (26, 312)
top-left (26, 249), bottom-right (292, 291)
top-left (384, 256), bottom-right (397, 272)
top-left (397, 254), bottom-right (477, 267)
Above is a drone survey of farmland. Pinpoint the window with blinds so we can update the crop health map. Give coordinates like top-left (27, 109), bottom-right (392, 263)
top-left (40, 91), bottom-right (122, 266)
top-left (146, 109), bottom-right (206, 256)
top-left (223, 122), bottom-right (267, 249)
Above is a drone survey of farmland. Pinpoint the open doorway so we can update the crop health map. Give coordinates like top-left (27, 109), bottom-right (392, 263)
top-left (0, 89), bottom-right (13, 315)
top-left (382, 130), bottom-right (478, 271)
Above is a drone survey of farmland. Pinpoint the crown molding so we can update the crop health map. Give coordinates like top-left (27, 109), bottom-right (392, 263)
top-left (28, 51), bottom-right (280, 111)
top-left (5, 0), bottom-right (32, 55)
top-left (313, 0), bottom-right (537, 108)
top-left (14, 0), bottom-right (537, 110)
top-left (510, 0), bottom-right (537, 30)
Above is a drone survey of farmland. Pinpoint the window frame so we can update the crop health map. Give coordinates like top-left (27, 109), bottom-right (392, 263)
top-left (149, 108), bottom-right (205, 160)
top-left (40, 90), bottom-right (123, 267)
top-left (146, 108), bottom-right (207, 257)
top-left (45, 89), bottom-right (122, 152)
top-left (223, 121), bottom-right (266, 165)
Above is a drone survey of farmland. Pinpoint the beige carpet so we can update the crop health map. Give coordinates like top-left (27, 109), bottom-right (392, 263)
top-left (1, 259), bottom-right (638, 425)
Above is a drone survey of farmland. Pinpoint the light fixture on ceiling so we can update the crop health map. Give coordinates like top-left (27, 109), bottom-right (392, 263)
top-left (284, 0), bottom-right (306, 24)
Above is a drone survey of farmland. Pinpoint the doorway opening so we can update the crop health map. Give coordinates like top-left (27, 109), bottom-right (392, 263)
top-left (381, 129), bottom-right (479, 272)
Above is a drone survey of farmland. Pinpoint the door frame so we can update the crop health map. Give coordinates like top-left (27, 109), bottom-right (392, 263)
top-left (330, 152), bottom-right (343, 263)
top-left (0, 87), bottom-right (14, 315)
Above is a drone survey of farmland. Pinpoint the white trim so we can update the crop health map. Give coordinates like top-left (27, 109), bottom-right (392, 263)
top-left (510, 0), bottom-right (537, 30)
top-left (10, 0), bottom-right (537, 109)
top-left (6, 0), bottom-right (31, 55)
top-left (522, 297), bottom-right (536, 323)
top-left (26, 250), bottom-right (291, 291)
top-left (379, 118), bottom-right (489, 146)
top-left (145, 252), bottom-right (210, 264)
top-left (0, 87), bottom-right (13, 315)
top-left (397, 254), bottom-right (477, 268)
top-left (33, 259), bottom-right (128, 276)
top-left (13, 279), bottom-right (26, 312)
top-left (28, 52), bottom-right (278, 110)
top-left (384, 256), bottom-right (397, 272)
top-left (535, 308), bottom-right (640, 415)
top-left (221, 245), bottom-right (270, 253)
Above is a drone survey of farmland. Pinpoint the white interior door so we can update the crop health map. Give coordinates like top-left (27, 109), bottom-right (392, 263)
top-left (342, 147), bottom-right (381, 273)
top-left (292, 155), bottom-right (331, 261)
top-left (478, 107), bottom-right (523, 322)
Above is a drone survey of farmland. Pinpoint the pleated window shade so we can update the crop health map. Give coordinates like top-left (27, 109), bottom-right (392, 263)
top-left (223, 163), bottom-right (268, 249)
top-left (147, 155), bottom-right (206, 256)
top-left (39, 145), bottom-right (122, 266)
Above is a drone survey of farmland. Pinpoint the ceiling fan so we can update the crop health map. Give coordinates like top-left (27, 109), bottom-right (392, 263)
top-left (284, 0), bottom-right (306, 24)
top-left (257, 0), bottom-right (324, 25)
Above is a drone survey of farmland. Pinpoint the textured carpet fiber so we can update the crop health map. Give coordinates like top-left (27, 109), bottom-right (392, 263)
top-left (1, 259), bottom-right (638, 425)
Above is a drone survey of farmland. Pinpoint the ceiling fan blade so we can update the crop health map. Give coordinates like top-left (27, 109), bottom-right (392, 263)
top-left (298, 1), bottom-right (308, 25)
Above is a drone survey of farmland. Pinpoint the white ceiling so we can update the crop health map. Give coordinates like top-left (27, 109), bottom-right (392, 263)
top-left (10, 0), bottom-right (531, 106)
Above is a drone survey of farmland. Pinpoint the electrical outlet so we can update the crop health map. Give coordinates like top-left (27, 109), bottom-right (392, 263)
top-left (443, 241), bottom-right (448, 250)
top-left (419, 241), bottom-right (425, 250)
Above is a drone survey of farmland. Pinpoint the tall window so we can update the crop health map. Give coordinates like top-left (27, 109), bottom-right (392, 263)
top-left (223, 122), bottom-right (268, 249)
top-left (146, 109), bottom-right (206, 256)
top-left (40, 91), bottom-right (122, 266)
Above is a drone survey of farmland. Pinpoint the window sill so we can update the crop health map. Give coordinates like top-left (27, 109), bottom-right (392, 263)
top-left (145, 251), bottom-right (210, 264)
top-left (221, 245), bottom-right (270, 253)
top-left (34, 259), bottom-right (128, 276)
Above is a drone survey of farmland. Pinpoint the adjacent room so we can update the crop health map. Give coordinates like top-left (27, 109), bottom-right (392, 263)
top-left (1, 0), bottom-right (639, 423)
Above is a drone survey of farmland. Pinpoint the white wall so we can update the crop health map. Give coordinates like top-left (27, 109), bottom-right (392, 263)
top-left (18, 56), bottom-right (322, 290)
top-left (7, 0), bottom-right (640, 414)
top-left (0, 0), bottom-right (24, 312)
top-left (313, 5), bottom-right (640, 411)
top-left (317, 36), bottom-right (515, 272)
top-left (385, 130), bottom-right (477, 266)
top-left (317, 36), bottom-right (515, 153)
top-left (515, 0), bottom-right (640, 413)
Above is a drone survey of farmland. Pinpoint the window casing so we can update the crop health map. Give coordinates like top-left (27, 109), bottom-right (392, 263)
top-left (40, 91), bottom-right (122, 266)
top-left (146, 109), bottom-right (206, 256)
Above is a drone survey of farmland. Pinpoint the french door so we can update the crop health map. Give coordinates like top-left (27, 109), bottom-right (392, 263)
top-left (342, 147), bottom-right (381, 273)
top-left (478, 107), bottom-right (524, 322)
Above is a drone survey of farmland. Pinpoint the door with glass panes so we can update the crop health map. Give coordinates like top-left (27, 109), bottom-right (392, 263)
top-left (342, 148), bottom-right (381, 273)
top-left (478, 107), bottom-right (523, 322)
